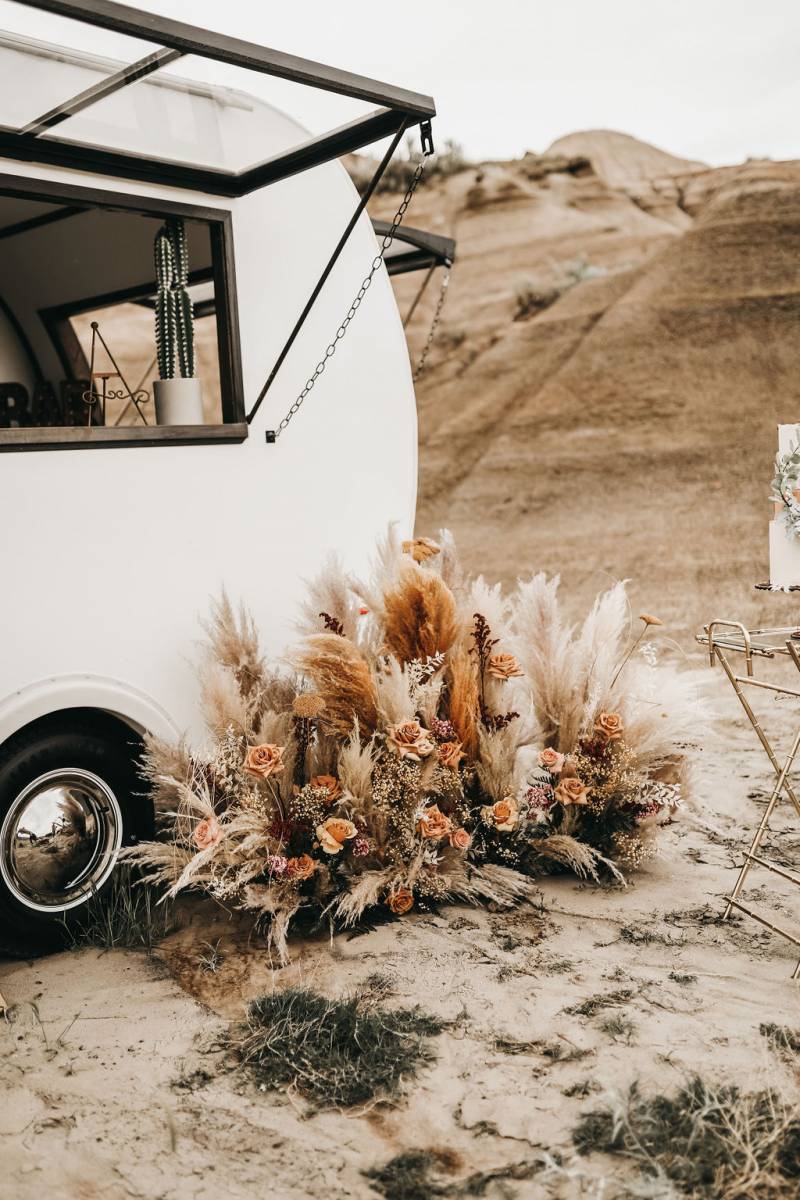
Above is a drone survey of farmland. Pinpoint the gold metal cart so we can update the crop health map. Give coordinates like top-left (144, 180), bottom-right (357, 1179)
top-left (697, 619), bottom-right (800, 978)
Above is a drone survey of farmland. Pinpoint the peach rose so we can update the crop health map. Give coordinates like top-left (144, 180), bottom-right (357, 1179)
top-left (309, 774), bottom-right (343, 804)
top-left (316, 816), bottom-right (358, 854)
top-left (387, 720), bottom-right (436, 762)
top-left (555, 776), bottom-right (589, 806)
top-left (386, 887), bottom-right (414, 915)
top-left (438, 741), bottom-right (464, 771)
top-left (487, 653), bottom-right (523, 680)
top-left (194, 815), bottom-right (222, 851)
top-left (416, 804), bottom-right (453, 840)
top-left (286, 853), bottom-right (316, 880)
top-left (402, 537), bottom-right (440, 563)
top-left (538, 748), bottom-right (565, 774)
top-left (449, 828), bottom-right (471, 851)
top-left (244, 743), bottom-right (285, 779)
top-left (594, 712), bottom-right (624, 742)
top-left (481, 796), bottom-right (519, 832)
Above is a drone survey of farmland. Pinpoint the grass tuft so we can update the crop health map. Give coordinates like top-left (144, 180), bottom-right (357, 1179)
top-left (760, 1022), bottom-right (800, 1055)
top-left (231, 987), bottom-right (444, 1109)
top-left (364, 1151), bottom-right (546, 1199)
top-left (574, 1076), bottom-right (800, 1197)
top-left (60, 867), bottom-right (175, 951)
top-left (563, 988), bottom-right (634, 1017)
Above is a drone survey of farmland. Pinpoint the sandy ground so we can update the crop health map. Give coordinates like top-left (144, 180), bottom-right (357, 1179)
top-left (3, 668), bottom-right (800, 1199)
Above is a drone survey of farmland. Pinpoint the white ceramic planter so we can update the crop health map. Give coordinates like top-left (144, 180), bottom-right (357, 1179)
top-left (153, 377), bottom-right (204, 425)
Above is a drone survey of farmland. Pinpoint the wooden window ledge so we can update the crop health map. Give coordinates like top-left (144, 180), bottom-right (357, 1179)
top-left (0, 423), bottom-right (248, 451)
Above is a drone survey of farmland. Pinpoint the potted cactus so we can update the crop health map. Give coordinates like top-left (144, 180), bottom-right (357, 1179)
top-left (152, 218), bottom-right (204, 425)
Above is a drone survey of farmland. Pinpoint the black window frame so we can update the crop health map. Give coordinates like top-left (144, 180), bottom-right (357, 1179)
top-left (0, 171), bottom-right (245, 451)
top-left (0, 0), bottom-right (436, 197)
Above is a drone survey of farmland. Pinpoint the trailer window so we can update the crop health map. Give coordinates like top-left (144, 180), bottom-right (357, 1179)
top-left (0, 178), bottom-right (244, 450)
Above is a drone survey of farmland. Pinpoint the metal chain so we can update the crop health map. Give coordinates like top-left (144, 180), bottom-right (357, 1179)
top-left (412, 267), bottom-right (450, 383)
top-left (269, 160), bottom-right (427, 440)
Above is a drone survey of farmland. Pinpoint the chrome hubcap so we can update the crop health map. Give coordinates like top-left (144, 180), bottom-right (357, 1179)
top-left (0, 769), bottom-right (123, 913)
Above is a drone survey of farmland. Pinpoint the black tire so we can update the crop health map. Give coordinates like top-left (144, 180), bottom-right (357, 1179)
top-left (0, 717), bottom-right (146, 956)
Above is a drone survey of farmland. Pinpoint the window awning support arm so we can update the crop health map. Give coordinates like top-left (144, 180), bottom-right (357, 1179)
top-left (245, 117), bottom-right (409, 426)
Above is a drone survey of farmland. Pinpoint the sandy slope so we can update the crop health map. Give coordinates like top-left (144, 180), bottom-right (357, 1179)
top-left (373, 141), bottom-right (800, 643)
top-left (3, 676), bottom-right (800, 1199)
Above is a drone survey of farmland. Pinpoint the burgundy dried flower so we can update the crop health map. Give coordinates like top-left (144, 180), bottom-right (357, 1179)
top-left (524, 785), bottom-right (556, 811)
top-left (352, 836), bottom-right (371, 857)
top-left (430, 717), bottom-right (458, 744)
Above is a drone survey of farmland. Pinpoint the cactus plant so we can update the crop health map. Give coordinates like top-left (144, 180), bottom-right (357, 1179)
top-left (153, 218), bottom-right (195, 380)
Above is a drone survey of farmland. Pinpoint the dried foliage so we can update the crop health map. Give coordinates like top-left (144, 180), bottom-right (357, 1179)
top-left (383, 564), bottom-right (459, 665)
top-left (574, 1076), bottom-right (800, 1198)
top-left (128, 529), bottom-right (696, 958)
top-left (231, 987), bottom-right (444, 1109)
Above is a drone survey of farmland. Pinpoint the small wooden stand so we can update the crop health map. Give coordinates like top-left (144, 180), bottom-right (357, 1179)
top-left (697, 616), bottom-right (800, 978)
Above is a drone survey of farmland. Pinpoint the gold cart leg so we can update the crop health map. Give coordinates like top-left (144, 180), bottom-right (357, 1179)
top-left (724, 723), bottom-right (800, 919)
top-left (714, 646), bottom-right (800, 819)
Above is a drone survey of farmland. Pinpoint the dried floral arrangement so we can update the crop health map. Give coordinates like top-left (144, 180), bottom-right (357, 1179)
top-left (128, 530), bottom-right (696, 959)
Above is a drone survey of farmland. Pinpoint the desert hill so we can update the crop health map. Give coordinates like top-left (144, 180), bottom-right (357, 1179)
top-left (546, 128), bottom-right (705, 186)
top-left (372, 134), bottom-right (800, 639)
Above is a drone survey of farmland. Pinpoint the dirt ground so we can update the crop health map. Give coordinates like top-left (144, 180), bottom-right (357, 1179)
top-left (3, 671), bottom-right (800, 1199)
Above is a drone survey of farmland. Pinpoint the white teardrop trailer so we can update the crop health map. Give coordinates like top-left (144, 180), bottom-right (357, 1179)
top-left (0, 0), bottom-right (452, 949)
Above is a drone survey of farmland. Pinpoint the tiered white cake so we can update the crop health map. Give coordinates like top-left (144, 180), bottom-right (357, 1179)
top-left (769, 424), bottom-right (800, 587)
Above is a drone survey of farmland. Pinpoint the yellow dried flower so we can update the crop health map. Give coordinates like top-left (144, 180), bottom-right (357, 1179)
top-left (292, 693), bottom-right (326, 719)
top-left (402, 536), bottom-right (440, 564)
top-left (639, 613), bottom-right (664, 627)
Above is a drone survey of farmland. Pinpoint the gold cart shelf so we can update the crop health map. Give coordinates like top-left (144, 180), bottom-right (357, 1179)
top-left (697, 618), bottom-right (800, 978)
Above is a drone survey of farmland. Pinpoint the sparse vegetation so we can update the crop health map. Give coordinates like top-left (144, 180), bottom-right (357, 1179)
top-left (563, 988), bottom-right (635, 1017)
top-left (573, 1076), bottom-right (800, 1197)
top-left (760, 1022), bottom-right (800, 1055)
top-left (196, 939), bottom-right (224, 974)
top-left (364, 1149), bottom-right (546, 1199)
top-left (350, 137), bottom-right (469, 195)
top-left (669, 970), bottom-right (698, 985)
top-left (60, 867), bottom-right (175, 951)
top-left (599, 1014), bottom-right (637, 1043)
top-left (513, 256), bottom-right (607, 321)
top-left (230, 987), bottom-right (444, 1109)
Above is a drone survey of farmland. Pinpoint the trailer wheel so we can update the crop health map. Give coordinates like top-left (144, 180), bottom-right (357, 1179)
top-left (0, 718), bottom-right (143, 954)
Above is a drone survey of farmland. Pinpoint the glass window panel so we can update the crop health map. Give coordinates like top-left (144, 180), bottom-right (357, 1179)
top-left (0, 0), bottom-right (159, 130)
top-left (47, 54), bottom-right (379, 171)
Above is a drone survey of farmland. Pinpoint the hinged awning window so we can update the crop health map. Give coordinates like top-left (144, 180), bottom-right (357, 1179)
top-left (0, 0), bottom-right (436, 196)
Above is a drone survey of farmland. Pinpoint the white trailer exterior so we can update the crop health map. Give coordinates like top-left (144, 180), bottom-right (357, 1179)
top-left (0, 0), bottom-right (436, 946)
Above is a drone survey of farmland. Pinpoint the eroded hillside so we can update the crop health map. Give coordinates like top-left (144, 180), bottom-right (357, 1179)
top-left (373, 133), bottom-right (800, 637)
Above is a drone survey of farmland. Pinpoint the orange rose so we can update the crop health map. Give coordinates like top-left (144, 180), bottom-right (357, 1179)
top-left (402, 537), bottom-right (440, 563)
top-left (438, 741), bottom-right (464, 771)
top-left (316, 816), bottom-right (358, 854)
top-left (286, 853), bottom-right (316, 880)
top-left (309, 774), bottom-right (343, 804)
top-left (416, 804), bottom-right (453, 840)
top-left (386, 887), bottom-right (414, 915)
top-left (487, 653), bottom-right (523, 681)
top-left (244, 743), bottom-right (285, 779)
top-left (387, 720), bottom-right (436, 762)
top-left (594, 712), bottom-right (623, 742)
top-left (538, 748), bottom-right (565, 774)
top-left (481, 796), bottom-right (519, 832)
top-left (449, 828), bottom-right (471, 851)
top-left (193, 815), bottom-right (222, 851)
top-left (555, 777), bottom-right (589, 806)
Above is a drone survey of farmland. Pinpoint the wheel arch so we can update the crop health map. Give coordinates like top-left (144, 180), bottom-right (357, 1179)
top-left (0, 675), bottom-right (180, 750)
